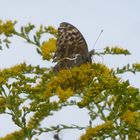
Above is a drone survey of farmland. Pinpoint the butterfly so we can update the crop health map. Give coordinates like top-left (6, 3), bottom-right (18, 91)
top-left (53, 22), bottom-right (92, 72)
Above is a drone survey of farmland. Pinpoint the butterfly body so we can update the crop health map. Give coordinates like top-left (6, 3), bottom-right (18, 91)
top-left (53, 22), bottom-right (92, 72)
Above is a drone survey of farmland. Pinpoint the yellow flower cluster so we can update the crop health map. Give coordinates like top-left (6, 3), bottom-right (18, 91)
top-left (0, 97), bottom-right (6, 113)
top-left (121, 110), bottom-right (140, 125)
top-left (105, 46), bottom-right (130, 55)
top-left (77, 64), bottom-right (119, 107)
top-left (56, 86), bottom-right (73, 102)
top-left (0, 63), bottom-right (27, 86)
top-left (47, 26), bottom-right (58, 35)
top-left (44, 63), bottom-right (117, 104)
top-left (40, 38), bottom-right (56, 60)
top-left (0, 77), bottom-right (6, 85)
top-left (0, 20), bottom-right (15, 36)
top-left (133, 63), bottom-right (140, 71)
top-left (44, 64), bottom-right (93, 100)
top-left (0, 130), bottom-right (24, 140)
top-left (80, 121), bottom-right (113, 140)
top-left (1, 63), bottom-right (26, 76)
top-left (78, 83), bottom-right (104, 108)
top-left (27, 102), bottom-right (58, 130)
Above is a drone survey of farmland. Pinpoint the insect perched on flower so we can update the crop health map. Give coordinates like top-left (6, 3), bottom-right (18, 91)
top-left (53, 22), bottom-right (93, 72)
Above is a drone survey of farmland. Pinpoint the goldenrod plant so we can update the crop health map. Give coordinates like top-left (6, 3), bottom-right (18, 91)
top-left (0, 20), bottom-right (140, 140)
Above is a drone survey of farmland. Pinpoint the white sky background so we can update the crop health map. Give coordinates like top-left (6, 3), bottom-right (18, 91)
top-left (0, 0), bottom-right (140, 139)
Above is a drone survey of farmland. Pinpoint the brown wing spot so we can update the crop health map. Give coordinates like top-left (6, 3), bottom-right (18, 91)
top-left (69, 37), bottom-right (75, 41)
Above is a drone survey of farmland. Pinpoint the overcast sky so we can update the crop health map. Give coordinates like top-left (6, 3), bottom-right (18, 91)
top-left (0, 0), bottom-right (140, 139)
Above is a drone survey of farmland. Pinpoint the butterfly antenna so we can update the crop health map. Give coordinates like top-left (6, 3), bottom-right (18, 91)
top-left (93, 29), bottom-right (103, 49)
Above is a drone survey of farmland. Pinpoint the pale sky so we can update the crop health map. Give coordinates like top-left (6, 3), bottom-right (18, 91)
top-left (0, 0), bottom-right (140, 139)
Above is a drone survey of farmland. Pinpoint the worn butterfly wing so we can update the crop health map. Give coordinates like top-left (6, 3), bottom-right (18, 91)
top-left (53, 22), bottom-right (92, 72)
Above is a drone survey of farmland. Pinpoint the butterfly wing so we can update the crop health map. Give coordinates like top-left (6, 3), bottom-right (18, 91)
top-left (53, 22), bottom-right (89, 61)
top-left (53, 22), bottom-right (92, 72)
